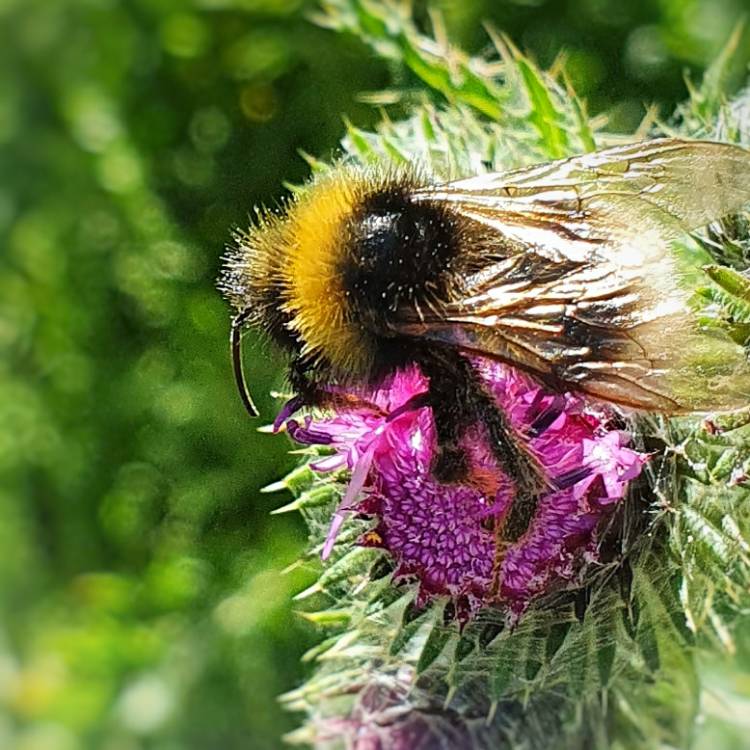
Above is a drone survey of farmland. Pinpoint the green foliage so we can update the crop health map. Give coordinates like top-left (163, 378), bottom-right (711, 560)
top-left (1, 1), bottom-right (386, 747)
top-left (4, 0), bottom-right (750, 748)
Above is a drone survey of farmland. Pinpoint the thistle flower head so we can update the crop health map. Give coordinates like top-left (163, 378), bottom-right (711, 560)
top-left (285, 360), bottom-right (647, 617)
top-left (312, 673), bottom-right (479, 750)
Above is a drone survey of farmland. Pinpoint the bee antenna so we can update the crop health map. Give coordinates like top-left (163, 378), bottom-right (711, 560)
top-left (231, 310), bottom-right (260, 418)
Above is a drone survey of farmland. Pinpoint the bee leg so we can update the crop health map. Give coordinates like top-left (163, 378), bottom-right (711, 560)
top-left (477, 388), bottom-right (555, 600)
top-left (288, 355), bottom-right (325, 405)
top-left (420, 347), bottom-right (547, 498)
top-left (490, 537), bottom-right (510, 598)
top-left (287, 356), bottom-right (390, 417)
top-left (428, 405), bottom-right (472, 483)
top-left (287, 356), bottom-right (357, 410)
top-left (417, 348), bottom-right (549, 597)
top-left (476, 392), bottom-right (549, 504)
top-left (417, 351), bottom-right (475, 484)
top-left (476, 392), bottom-right (549, 599)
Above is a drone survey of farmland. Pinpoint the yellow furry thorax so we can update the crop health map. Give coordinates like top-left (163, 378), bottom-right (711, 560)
top-left (249, 165), bottom-right (417, 378)
top-left (282, 168), bottom-right (370, 374)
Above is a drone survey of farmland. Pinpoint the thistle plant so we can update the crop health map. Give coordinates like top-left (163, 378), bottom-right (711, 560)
top-left (251, 4), bottom-right (750, 748)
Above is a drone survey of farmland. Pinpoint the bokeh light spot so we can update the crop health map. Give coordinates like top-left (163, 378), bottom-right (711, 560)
top-left (97, 144), bottom-right (144, 194)
top-left (213, 570), bottom-right (286, 636)
top-left (223, 31), bottom-right (292, 81)
top-left (189, 107), bottom-right (231, 154)
top-left (116, 674), bottom-right (174, 734)
top-left (160, 14), bottom-right (210, 59)
top-left (626, 25), bottom-right (669, 79)
top-left (239, 83), bottom-right (279, 122)
top-left (62, 87), bottom-right (121, 153)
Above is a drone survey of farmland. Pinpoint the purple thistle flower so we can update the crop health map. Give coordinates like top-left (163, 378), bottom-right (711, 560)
top-left (312, 677), bottom-right (476, 750)
top-left (284, 361), bottom-right (647, 616)
top-left (309, 670), bottom-right (539, 750)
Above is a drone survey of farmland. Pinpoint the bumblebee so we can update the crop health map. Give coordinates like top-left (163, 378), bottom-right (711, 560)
top-left (221, 138), bottom-right (750, 537)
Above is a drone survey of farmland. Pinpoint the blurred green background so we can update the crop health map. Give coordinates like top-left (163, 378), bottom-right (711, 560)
top-left (1, 0), bottom-right (748, 748)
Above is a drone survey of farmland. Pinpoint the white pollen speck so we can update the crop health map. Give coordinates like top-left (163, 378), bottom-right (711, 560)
top-left (590, 443), bottom-right (611, 464)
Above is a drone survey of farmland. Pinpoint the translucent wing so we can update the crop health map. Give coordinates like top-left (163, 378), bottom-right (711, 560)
top-left (398, 139), bottom-right (750, 413)
top-left (437, 138), bottom-right (750, 231)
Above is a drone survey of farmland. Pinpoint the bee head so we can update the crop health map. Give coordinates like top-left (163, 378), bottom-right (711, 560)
top-left (220, 165), bottom-right (465, 389)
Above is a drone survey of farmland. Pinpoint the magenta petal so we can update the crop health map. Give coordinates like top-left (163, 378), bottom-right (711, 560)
top-left (273, 395), bottom-right (304, 432)
top-left (275, 362), bottom-right (647, 616)
top-left (321, 435), bottom-right (380, 560)
top-left (310, 454), bottom-right (347, 472)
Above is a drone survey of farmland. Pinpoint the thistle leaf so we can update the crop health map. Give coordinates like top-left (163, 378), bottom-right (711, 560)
top-left (416, 608), bottom-right (456, 673)
top-left (515, 56), bottom-right (570, 158)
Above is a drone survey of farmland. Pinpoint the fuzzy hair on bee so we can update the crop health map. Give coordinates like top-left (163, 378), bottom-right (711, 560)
top-left (221, 164), bottom-right (492, 383)
top-left (220, 161), bottom-right (547, 500)
top-left (220, 138), bottom-right (750, 535)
